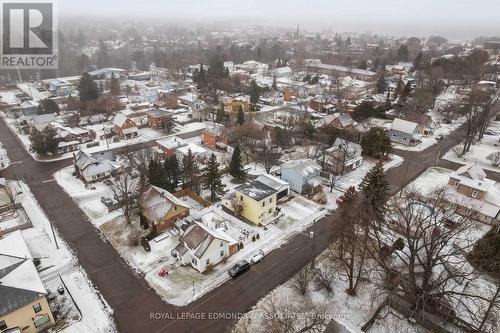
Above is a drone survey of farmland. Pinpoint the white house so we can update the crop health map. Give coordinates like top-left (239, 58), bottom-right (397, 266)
top-left (73, 150), bottom-right (122, 183)
top-left (174, 221), bottom-right (237, 273)
top-left (388, 118), bottom-right (421, 146)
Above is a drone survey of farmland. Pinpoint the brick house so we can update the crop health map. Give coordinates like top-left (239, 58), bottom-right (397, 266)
top-left (202, 123), bottom-right (229, 150)
top-left (112, 113), bottom-right (138, 139)
top-left (156, 136), bottom-right (187, 158)
top-left (146, 108), bottom-right (172, 129)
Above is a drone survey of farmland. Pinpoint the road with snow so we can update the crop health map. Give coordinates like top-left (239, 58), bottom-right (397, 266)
top-left (1, 117), bottom-right (499, 333)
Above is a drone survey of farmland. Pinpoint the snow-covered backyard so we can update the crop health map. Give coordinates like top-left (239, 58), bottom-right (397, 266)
top-left (443, 121), bottom-right (500, 172)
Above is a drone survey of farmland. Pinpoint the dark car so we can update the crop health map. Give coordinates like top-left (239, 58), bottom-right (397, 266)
top-left (228, 260), bottom-right (250, 278)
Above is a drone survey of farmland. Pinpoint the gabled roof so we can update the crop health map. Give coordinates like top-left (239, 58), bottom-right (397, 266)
top-left (280, 159), bottom-right (321, 178)
top-left (255, 174), bottom-right (289, 191)
top-left (391, 118), bottom-right (419, 134)
top-left (0, 231), bottom-right (47, 317)
top-left (180, 221), bottom-right (234, 259)
top-left (454, 163), bottom-right (486, 181)
top-left (139, 186), bottom-right (188, 222)
top-left (113, 113), bottom-right (135, 127)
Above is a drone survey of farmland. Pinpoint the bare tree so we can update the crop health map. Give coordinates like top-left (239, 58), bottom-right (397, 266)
top-left (313, 262), bottom-right (335, 294)
top-left (254, 144), bottom-right (281, 174)
top-left (291, 266), bottom-right (311, 295)
top-left (111, 174), bottom-right (137, 223)
top-left (258, 293), bottom-right (328, 333)
top-left (369, 186), bottom-right (496, 330)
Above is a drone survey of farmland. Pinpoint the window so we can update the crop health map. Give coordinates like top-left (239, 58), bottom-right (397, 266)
top-left (0, 320), bottom-right (7, 330)
top-left (471, 190), bottom-right (478, 198)
top-left (206, 259), bottom-right (210, 265)
top-left (220, 250), bottom-right (224, 257)
top-left (33, 303), bottom-right (42, 313)
top-left (269, 208), bottom-right (272, 214)
top-left (191, 258), bottom-right (197, 265)
top-left (269, 197), bottom-right (272, 203)
top-left (33, 315), bottom-right (50, 328)
top-left (240, 195), bottom-right (243, 201)
top-left (453, 180), bottom-right (459, 186)
top-left (220, 241), bottom-right (223, 247)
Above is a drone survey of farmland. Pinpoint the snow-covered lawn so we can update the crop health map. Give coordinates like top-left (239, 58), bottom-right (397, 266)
top-left (54, 166), bottom-right (120, 228)
top-left (233, 253), bottom-right (421, 333)
top-left (443, 121), bottom-right (500, 172)
top-left (4, 181), bottom-right (116, 333)
top-left (0, 141), bottom-right (10, 170)
top-left (392, 110), bottom-right (465, 152)
top-left (336, 154), bottom-right (404, 191)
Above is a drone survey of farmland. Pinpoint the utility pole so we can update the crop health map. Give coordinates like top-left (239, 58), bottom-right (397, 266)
top-left (310, 231), bottom-right (316, 269)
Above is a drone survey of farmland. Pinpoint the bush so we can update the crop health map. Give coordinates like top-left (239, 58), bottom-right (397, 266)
top-left (252, 235), bottom-right (256, 242)
top-left (239, 242), bottom-right (244, 250)
top-left (141, 237), bottom-right (151, 252)
top-left (256, 234), bottom-right (260, 240)
top-left (86, 141), bottom-right (100, 148)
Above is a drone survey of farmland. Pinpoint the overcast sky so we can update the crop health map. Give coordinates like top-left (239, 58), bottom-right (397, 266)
top-left (60, 0), bottom-right (500, 40)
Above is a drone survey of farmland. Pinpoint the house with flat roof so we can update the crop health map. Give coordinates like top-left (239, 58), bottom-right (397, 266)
top-left (222, 179), bottom-right (278, 225)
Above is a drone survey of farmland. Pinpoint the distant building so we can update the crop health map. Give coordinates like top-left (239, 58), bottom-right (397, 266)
top-left (319, 138), bottom-right (363, 174)
top-left (305, 59), bottom-right (377, 81)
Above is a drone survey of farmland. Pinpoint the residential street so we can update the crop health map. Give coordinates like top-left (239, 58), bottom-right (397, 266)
top-left (1, 117), bottom-right (498, 333)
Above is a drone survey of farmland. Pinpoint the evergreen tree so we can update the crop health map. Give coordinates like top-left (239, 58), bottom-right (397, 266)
top-left (42, 126), bottom-right (59, 155)
top-left (237, 105), bottom-right (245, 125)
top-left (37, 98), bottom-right (60, 115)
top-left (394, 80), bottom-right (404, 99)
top-left (216, 104), bottom-right (225, 123)
top-left (401, 81), bottom-right (412, 100)
top-left (358, 162), bottom-right (390, 221)
top-left (229, 145), bottom-right (245, 181)
top-left (413, 51), bottom-right (424, 71)
top-left (360, 127), bottom-right (392, 159)
top-left (78, 72), bottom-right (99, 103)
top-left (29, 128), bottom-right (45, 155)
top-left (182, 149), bottom-right (201, 193)
top-left (397, 44), bottom-right (409, 62)
top-left (376, 72), bottom-right (387, 94)
top-left (110, 73), bottom-right (120, 96)
top-left (203, 154), bottom-right (226, 201)
top-left (249, 80), bottom-right (260, 110)
top-left (163, 156), bottom-right (180, 192)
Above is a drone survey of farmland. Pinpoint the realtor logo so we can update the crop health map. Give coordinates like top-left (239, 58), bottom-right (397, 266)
top-left (1, 0), bottom-right (57, 69)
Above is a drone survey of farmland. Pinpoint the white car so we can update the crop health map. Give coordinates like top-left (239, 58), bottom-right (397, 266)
top-left (250, 253), bottom-right (264, 264)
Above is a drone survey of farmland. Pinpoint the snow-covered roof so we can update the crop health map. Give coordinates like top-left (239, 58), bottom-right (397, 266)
top-left (0, 231), bottom-right (47, 317)
top-left (280, 159), bottom-right (321, 178)
top-left (156, 136), bottom-right (187, 150)
top-left (390, 118), bottom-right (419, 134)
top-left (256, 174), bottom-right (289, 192)
top-left (235, 179), bottom-right (277, 201)
top-left (176, 143), bottom-right (208, 156)
top-left (112, 113), bottom-right (131, 127)
top-left (454, 163), bottom-right (486, 181)
top-left (139, 185), bottom-right (189, 222)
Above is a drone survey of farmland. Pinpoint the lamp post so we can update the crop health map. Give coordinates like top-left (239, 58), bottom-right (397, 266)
top-left (309, 231), bottom-right (316, 269)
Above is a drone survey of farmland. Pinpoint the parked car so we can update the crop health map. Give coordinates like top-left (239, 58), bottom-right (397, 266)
top-left (228, 260), bottom-right (251, 278)
top-left (435, 134), bottom-right (443, 140)
top-left (250, 253), bottom-right (264, 264)
top-left (101, 196), bottom-right (113, 207)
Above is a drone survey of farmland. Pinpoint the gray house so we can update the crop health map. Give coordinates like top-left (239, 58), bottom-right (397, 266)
top-left (280, 159), bottom-right (322, 194)
top-left (388, 118), bottom-right (421, 146)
